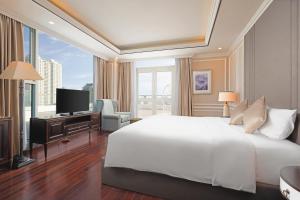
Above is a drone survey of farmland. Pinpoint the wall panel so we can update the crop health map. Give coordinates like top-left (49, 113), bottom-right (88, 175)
top-left (191, 58), bottom-right (228, 116)
top-left (244, 0), bottom-right (299, 110)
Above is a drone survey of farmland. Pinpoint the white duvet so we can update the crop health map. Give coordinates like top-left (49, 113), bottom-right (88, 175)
top-left (105, 116), bottom-right (257, 193)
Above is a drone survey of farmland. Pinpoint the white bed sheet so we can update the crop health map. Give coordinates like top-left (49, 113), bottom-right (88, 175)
top-left (104, 115), bottom-right (300, 193)
top-left (228, 122), bottom-right (300, 185)
top-left (105, 115), bottom-right (256, 193)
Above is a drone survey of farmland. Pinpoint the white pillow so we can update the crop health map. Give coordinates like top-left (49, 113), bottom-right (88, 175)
top-left (259, 108), bottom-right (297, 140)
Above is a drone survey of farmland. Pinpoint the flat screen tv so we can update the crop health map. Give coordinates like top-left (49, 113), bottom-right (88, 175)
top-left (56, 88), bottom-right (89, 115)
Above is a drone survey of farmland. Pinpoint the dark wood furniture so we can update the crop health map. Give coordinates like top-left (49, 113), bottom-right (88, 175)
top-left (130, 118), bottom-right (142, 124)
top-left (30, 112), bottom-right (100, 159)
top-left (280, 166), bottom-right (300, 200)
top-left (103, 114), bottom-right (300, 200)
top-left (0, 117), bottom-right (12, 168)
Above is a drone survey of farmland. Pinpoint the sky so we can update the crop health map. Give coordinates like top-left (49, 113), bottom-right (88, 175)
top-left (25, 30), bottom-right (94, 90)
top-left (24, 26), bottom-right (174, 95)
top-left (38, 32), bottom-right (93, 89)
top-left (24, 26), bottom-right (30, 61)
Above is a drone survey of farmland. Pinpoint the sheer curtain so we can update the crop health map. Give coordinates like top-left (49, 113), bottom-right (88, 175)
top-left (0, 14), bottom-right (24, 156)
top-left (176, 58), bottom-right (193, 116)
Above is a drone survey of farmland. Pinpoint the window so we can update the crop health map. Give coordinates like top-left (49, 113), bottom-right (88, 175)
top-left (23, 26), bottom-right (35, 150)
top-left (24, 26), bottom-right (31, 63)
top-left (136, 59), bottom-right (175, 118)
top-left (37, 32), bottom-right (93, 117)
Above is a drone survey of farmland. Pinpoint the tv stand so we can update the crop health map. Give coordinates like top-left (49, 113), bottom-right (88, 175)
top-left (30, 112), bottom-right (100, 159)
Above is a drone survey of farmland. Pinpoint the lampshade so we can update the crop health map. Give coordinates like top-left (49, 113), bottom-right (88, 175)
top-left (218, 91), bottom-right (237, 102)
top-left (0, 61), bottom-right (43, 80)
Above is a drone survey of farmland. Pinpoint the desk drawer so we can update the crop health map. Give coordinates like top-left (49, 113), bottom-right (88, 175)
top-left (48, 121), bottom-right (64, 140)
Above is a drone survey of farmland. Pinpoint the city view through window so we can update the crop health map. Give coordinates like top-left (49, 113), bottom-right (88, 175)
top-left (135, 58), bottom-right (175, 118)
top-left (36, 32), bottom-right (93, 117)
top-left (137, 69), bottom-right (173, 118)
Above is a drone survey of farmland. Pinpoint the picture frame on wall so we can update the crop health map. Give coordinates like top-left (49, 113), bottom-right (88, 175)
top-left (193, 70), bottom-right (212, 94)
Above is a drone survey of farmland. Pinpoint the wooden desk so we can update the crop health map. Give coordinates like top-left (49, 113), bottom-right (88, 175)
top-left (30, 112), bottom-right (100, 159)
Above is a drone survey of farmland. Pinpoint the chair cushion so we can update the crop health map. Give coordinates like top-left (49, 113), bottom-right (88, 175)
top-left (102, 114), bottom-right (120, 120)
top-left (102, 99), bottom-right (114, 115)
top-left (120, 114), bottom-right (130, 123)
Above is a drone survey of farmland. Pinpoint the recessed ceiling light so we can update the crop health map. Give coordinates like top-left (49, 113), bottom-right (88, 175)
top-left (48, 21), bottom-right (55, 25)
top-left (218, 47), bottom-right (222, 50)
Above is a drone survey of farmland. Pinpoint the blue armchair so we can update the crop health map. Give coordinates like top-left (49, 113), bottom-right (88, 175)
top-left (95, 99), bottom-right (131, 132)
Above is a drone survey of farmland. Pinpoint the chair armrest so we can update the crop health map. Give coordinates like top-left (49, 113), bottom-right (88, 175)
top-left (115, 112), bottom-right (131, 116)
top-left (102, 114), bottom-right (121, 120)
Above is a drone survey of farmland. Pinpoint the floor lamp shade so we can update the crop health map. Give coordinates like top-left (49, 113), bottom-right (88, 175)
top-left (218, 91), bottom-right (237, 117)
top-left (0, 61), bottom-right (42, 168)
top-left (0, 61), bottom-right (42, 80)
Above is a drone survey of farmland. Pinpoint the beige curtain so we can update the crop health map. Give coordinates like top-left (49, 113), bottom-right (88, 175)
top-left (177, 58), bottom-right (192, 116)
top-left (0, 14), bottom-right (24, 156)
top-left (117, 62), bottom-right (132, 112)
top-left (94, 56), bottom-right (113, 99)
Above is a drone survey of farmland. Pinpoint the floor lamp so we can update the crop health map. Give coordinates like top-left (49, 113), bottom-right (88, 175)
top-left (0, 61), bottom-right (43, 168)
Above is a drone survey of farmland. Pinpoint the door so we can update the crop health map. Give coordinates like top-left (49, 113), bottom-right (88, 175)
top-left (136, 67), bottom-right (174, 118)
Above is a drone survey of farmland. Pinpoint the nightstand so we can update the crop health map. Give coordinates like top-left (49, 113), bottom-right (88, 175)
top-left (130, 118), bottom-right (142, 124)
top-left (280, 166), bottom-right (300, 200)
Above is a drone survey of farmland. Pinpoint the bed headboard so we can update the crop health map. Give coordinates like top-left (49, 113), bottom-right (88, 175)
top-left (288, 114), bottom-right (300, 145)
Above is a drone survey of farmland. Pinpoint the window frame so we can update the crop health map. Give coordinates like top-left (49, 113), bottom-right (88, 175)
top-left (136, 66), bottom-right (175, 117)
top-left (23, 25), bottom-right (37, 149)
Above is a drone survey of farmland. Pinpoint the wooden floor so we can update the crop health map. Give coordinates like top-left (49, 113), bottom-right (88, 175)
top-left (0, 130), bottom-right (162, 200)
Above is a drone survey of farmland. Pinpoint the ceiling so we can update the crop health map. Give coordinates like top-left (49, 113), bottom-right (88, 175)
top-left (0, 0), bottom-right (268, 60)
top-left (49, 0), bottom-right (213, 50)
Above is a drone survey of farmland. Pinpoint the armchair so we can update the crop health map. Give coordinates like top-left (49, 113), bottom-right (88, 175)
top-left (95, 99), bottom-right (131, 132)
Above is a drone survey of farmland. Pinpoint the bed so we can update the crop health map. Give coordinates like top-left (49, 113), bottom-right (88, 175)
top-left (102, 115), bottom-right (300, 200)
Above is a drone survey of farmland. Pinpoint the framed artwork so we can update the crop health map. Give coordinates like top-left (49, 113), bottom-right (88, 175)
top-left (193, 70), bottom-right (212, 94)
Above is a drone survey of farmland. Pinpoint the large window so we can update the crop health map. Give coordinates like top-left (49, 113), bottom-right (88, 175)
top-left (22, 25), bottom-right (94, 149)
top-left (23, 26), bottom-right (35, 150)
top-left (37, 32), bottom-right (93, 117)
top-left (136, 59), bottom-right (175, 118)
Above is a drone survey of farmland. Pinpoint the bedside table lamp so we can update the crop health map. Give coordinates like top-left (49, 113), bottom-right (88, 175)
top-left (0, 61), bottom-right (43, 168)
top-left (218, 91), bottom-right (237, 117)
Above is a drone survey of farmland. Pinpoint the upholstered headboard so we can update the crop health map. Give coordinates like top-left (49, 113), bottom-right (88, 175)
top-left (288, 114), bottom-right (300, 145)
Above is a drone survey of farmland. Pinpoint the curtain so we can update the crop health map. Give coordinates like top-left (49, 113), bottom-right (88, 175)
top-left (117, 62), bottom-right (132, 112)
top-left (176, 58), bottom-right (192, 116)
top-left (94, 56), bottom-right (113, 100)
top-left (0, 14), bottom-right (24, 156)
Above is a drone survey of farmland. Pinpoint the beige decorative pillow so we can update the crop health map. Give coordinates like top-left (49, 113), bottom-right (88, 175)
top-left (243, 96), bottom-right (267, 133)
top-left (229, 100), bottom-right (248, 125)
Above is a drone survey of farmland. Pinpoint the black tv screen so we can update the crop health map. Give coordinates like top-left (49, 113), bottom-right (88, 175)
top-left (56, 88), bottom-right (89, 115)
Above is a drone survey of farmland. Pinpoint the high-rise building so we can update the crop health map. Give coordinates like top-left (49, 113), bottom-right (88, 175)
top-left (82, 83), bottom-right (94, 104)
top-left (37, 57), bottom-right (62, 105)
